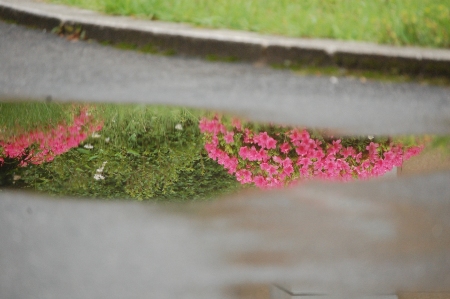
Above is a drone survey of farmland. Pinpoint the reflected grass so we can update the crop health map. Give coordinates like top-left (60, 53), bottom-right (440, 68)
top-left (1, 102), bottom-right (241, 201)
top-left (0, 101), bottom-right (73, 140)
top-left (1, 102), bottom-right (448, 201)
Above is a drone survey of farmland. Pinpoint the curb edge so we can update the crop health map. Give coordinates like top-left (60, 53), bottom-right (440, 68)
top-left (1, 0), bottom-right (450, 77)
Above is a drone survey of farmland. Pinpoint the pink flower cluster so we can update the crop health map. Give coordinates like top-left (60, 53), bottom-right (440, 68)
top-left (200, 117), bottom-right (424, 189)
top-left (0, 109), bottom-right (103, 167)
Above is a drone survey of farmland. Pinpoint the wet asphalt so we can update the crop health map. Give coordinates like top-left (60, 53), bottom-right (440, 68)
top-left (1, 20), bottom-right (449, 135)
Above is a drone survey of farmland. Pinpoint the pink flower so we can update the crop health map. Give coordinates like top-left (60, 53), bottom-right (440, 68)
top-left (205, 142), bottom-right (217, 153)
top-left (265, 137), bottom-right (277, 149)
top-left (290, 130), bottom-right (302, 142)
top-left (261, 162), bottom-right (279, 177)
top-left (307, 139), bottom-right (318, 151)
top-left (199, 117), bottom-right (426, 190)
top-left (295, 143), bottom-right (308, 156)
top-left (299, 167), bottom-right (309, 177)
top-left (310, 148), bottom-right (325, 160)
top-left (222, 155), bottom-right (238, 174)
top-left (328, 140), bottom-right (342, 155)
top-left (256, 148), bottom-right (269, 162)
top-left (281, 157), bottom-right (292, 168)
top-left (247, 146), bottom-right (259, 161)
top-left (366, 142), bottom-right (379, 154)
top-left (353, 152), bottom-right (362, 163)
top-left (341, 147), bottom-right (356, 158)
top-left (236, 169), bottom-right (252, 184)
top-left (300, 129), bottom-right (310, 142)
top-left (254, 132), bottom-right (277, 149)
top-left (253, 175), bottom-right (267, 188)
top-left (272, 156), bottom-right (282, 164)
top-left (244, 128), bottom-right (253, 143)
top-left (239, 146), bottom-right (250, 160)
top-left (1, 107), bottom-right (102, 167)
top-left (232, 118), bottom-right (242, 130)
top-left (254, 132), bottom-right (269, 147)
top-left (297, 157), bottom-right (311, 167)
top-left (224, 131), bottom-right (234, 144)
top-left (404, 146), bottom-right (423, 159)
top-left (198, 118), bottom-right (210, 133)
top-left (280, 142), bottom-right (290, 154)
top-left (282, 164), bottom-right (294, 176)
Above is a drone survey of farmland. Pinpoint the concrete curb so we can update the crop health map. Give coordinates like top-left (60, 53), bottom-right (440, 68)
top-left (1, 0), bottom-right (450, 77)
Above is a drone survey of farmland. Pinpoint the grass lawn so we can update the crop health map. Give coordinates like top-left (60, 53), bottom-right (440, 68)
top-left (47, 0), bottom-right (450, 48)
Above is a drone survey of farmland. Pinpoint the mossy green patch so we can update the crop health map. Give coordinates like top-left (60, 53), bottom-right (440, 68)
top-left (272, 63), bottom-right (450, 87)
top-left (206, 54), bottom-right (239, 63)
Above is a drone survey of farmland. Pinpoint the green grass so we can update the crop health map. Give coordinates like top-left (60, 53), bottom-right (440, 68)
top-left (92, 103), bottom-right (205, 147)
top-left (47, 0), bottom-right (450, 48)
top-left (0, 101), bottom-right (74, 140)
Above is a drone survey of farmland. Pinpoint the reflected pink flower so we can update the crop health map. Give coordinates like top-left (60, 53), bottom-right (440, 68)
top-left (253, 175), bottom-right (267, 188)
top-left (232, 118), bottom-right (241, 131)
top-left (280, 142), bottom-right (290, 154)
top-left (224, 131), bottom-right (234, 144)
top-left (1, 107), bottom-right (102, 166)
top-left (236, 169), bottom-right (252, 184)
top-left (295, 143), bottom-right (308, 156)
top-left (199, 117), bottom-right (424, 189)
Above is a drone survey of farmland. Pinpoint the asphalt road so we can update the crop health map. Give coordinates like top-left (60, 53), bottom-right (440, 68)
top-left (1, 21), bottom-right (449, 135)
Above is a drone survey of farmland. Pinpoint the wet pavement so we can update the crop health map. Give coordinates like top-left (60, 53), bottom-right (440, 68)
top-left (0, 21), bottom-right (449, 135)
top-left (1, 20), bottom-right (450, 299)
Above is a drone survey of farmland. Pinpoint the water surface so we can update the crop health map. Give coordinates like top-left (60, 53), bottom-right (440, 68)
top-left (2, 102), bottom-right (448, 201)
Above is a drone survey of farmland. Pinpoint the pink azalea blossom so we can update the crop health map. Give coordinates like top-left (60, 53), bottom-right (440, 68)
top-left (232, 118), bottom-right (242, 131)
top-left (290, 130), bottom-right (302, 142)
top-left (295, 143), bottom-right (308, 156)
top-left (1, 108), bottom-right (102, 167)
top-left (239, 146), bottom-right (250, 160)
top-left (342, 147), bottom-right (356, 158)
top-left (224, 131), bottom-right (234, 144)
top-left (199, 117), bottom-right (425, 189)
top-left (253, 175), bottom-right (267, 188)
top-left (236, 169), bottom-right (252, 184)
top-left (280, 142), bottom-right (290, 154)
top-left (265, 138), bottom-right (277, 149)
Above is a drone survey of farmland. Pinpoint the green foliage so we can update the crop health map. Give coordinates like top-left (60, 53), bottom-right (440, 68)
top-left (47, 0), bottom-right (450, 48)
top-left (431, 135), bottom-right (450, 152)
top-left (10, 104), bottom-right (241, 201)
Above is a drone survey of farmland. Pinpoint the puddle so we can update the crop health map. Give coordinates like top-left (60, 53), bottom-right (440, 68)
top-left (1, 101), bottom-right (450, 298)
top-left (1, 101), bottom-right (449, 201)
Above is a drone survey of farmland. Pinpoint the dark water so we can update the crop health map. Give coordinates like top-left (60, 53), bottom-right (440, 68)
top-left (1, 101), bottom-right (449, 201)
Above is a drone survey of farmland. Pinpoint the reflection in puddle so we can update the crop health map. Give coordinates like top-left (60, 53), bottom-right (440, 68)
top-left (1, 101), bottom-right (450, 298)
top-left (0, 102), bottom-right (449, 201)
top-left (200, 116), bottom-right (424, 187)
